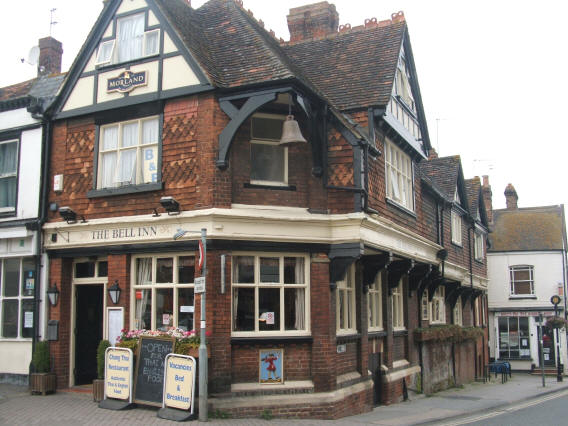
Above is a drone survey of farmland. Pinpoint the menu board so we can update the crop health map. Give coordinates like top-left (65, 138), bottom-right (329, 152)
top-left (134, 336), bottom-right (175, 406)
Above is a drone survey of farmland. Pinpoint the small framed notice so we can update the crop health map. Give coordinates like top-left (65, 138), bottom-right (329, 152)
top-left (107, 307), bottom-right (123, 346)
top-left (259, 348), bottom-right (284, 385)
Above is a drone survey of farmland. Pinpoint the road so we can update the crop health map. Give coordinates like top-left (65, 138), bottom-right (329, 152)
top-left (437, 389), bottom-right (568, 426)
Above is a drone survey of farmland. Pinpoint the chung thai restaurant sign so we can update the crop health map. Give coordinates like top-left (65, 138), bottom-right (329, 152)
top-left (107, 70), bottom-right (147, 93)
top-left (163, 354), bottom-right (196, 412)
top-left (104, 347), bottom-right (133, 401)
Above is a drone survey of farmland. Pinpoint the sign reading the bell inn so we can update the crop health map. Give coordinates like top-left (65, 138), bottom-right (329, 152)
top-left (107, 70), bottom-right (147, 93)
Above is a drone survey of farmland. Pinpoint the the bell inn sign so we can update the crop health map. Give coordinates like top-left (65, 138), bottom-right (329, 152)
top-left (107, 70), bottom-right (147, 93)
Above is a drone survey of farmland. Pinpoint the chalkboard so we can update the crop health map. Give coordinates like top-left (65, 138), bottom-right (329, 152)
top-left (134, 336), bottom-right (175, 406)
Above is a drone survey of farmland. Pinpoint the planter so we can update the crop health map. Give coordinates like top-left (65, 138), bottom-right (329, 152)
top-left (29, 373), bottom-right (56, 395)
top-left (93, 379), bottom-right (105, 402)
top-left (176, 343), bottom-right (211, 358)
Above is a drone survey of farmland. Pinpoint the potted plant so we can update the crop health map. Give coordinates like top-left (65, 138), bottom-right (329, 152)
top-left (29, 341), bottom-right (56, 395)
top-left (546, 316), bottom-right (568, 329)
top-left (93, 339), bottom-right (110, 402)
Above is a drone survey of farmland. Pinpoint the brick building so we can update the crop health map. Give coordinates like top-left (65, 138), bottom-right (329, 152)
top-left (41, 0), bottom-right (489, 418)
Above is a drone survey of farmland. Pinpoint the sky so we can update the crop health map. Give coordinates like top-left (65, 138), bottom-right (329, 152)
top-left (1, 0), bottom-right (567, 211)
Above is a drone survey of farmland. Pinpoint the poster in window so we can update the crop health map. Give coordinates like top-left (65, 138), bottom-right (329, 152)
top-left (259, 348), bottom-right (284, 385)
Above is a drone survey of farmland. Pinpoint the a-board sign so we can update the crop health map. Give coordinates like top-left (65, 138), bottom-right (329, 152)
top-left (134, 336), bottom-right (175, 406)
top-left (104, 347), bottom-right (133, 401)
top-left (163, 354), bottom-right (196, 412)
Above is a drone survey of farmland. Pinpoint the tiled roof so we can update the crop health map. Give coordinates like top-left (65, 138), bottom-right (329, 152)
top-left (465, 178), bottom-right (481, 219)
top-left (0, 79), bottom-right (35, 102)
top-left (418, 155), bottom-right (461, 200)
top-left (282, 22), bottom-right (405, 110)
top-left (156, 0), bottom-right (405, 112)
top-left (489, 205), bottom-right (565, 251)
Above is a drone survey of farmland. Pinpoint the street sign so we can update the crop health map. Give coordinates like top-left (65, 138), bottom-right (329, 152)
top-left (194, 276), bottom-right (205, 294)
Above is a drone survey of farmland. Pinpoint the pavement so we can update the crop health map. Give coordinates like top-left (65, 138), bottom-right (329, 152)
top-left (1, 373), bottom-right (568, 425)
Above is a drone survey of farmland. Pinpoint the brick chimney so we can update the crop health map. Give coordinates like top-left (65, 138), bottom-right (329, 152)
top-left (428, 148), bottom-right (439, 160)
top-left (504, 183), bottom-right (518, 210)
top-left (481, 175), bottom-right (493, 224)
top-left (287, 2), bottom-right (339, 42)
top-left (38, 37), bottom-right (63, 76)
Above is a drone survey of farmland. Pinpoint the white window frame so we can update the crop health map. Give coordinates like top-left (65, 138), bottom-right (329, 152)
top-left (391, 278), bottom-right (405, 330)
top-left (95, 13), bottom-right (160, 66)
top-left (451, 210), bottom-right (462, 246)
top-left (97, 116), bottom-right (160, 189)
top-left (130, 254), bottom-right (196, 331)
top-left (0, 139), bottom-right (18, 213)
top-left (474, 231), bottom-right (484, 261)
top-left (0, 257), bottom-right (35, 340)
top-left (250, 113), bottom-right (288, 186)
top-left (231, 253), bottom-right (310, 337)
top-left (337, 264), bottom-right (357, 335)
top-left (430, 286), bottom-right (446, 324)
top-left (509, 265), bottom-right (535, 296)
top-left (421, 289), bottom-right (429, 321)
top-left (368, 271), bottom-right (383, 331)
top-left (385, 139), bottom-right (414, 211)
top-left (453, 296), bottom-right (463, 326)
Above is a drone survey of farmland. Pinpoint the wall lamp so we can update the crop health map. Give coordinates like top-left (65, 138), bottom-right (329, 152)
top-left (59, 206), bottom-right (86, 224)
top-left (47, 283), bottom-right (59, 306)
top-left (108, 280), bottom-right (121, 305)
top-left (160, 196), bottom-right (180, 215)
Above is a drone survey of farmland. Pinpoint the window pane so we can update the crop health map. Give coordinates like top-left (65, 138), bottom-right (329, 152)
top-left (144, 30), bottom-right (159, 56)
top-left (178, 288), bottom-right (194, 331)
top-left (251, 117), bottom-right (283, 140)
top-left (498, 316), bottom-right (509, 358)
top-left (233, 287), bottom-right (254, 331)
top-left (260, 258), bottom-right (279, 283)
top-left (284, 257), bottom-right (304, 284)
top-left (117, 13), bottom-right (144, 62)
top-left (234, 257), bottom-right (254, 283)
top-left (514, 269), bottom-right (530, 281)
top-left (75, 262), bottom-right (95, 279)
top-left (134, 289), bottom-right (151, 330)
top-left (155, 288), bottom-right (173, 331)
top-left (96, 40), bottom-right (114, 63)
top-left (117, 148), bottom-right (136, 184)
top-left (259, 288), bottom-right (279, 331)
top-left (100, 152), bottom-right (117, 188)
top-left (514, 282), bottom-right (532, 294)
top-left (121, 122), bottom-right (138, 148)
top-left (98, 261), bottom-right (108, 277)
top-left (251, 144), bottom-right (284, 182)
top-left (136, 258), bottom-right (152, 286)
top-left (4, 258), bottom-right (19, 297)
top-left (142, 119), bottom-right (158, 144)
top-left (21, 299), bottom-right (34, 338)
top-left (156, 258), bottom-right (173, 283)
top-left (142, 145), bottom-right (158, 183)
top-left (2, 300), bottom-right (18, 337)
top-left (102, 126), bottom-right (118, 150)
top-left (338, 290), bottom-right (345, 329)
top-left (22, 259), bottom-right (35, 297)
top-left (178, 257), bottom-right (195, 284)
top-left (284, 288), bottom-right (305, 330)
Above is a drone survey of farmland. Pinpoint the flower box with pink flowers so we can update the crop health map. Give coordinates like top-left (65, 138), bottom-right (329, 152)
top-left (116, 327), bottom-right (211, 357)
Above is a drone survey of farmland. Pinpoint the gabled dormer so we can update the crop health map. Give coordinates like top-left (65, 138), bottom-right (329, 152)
top-left (54, 0), bottom-right (212, 119)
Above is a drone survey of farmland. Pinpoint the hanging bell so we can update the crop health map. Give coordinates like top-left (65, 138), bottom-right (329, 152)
top-left (279, 115), bottom-right (307, 145)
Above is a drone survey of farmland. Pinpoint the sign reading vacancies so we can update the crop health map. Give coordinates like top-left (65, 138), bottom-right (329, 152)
top-left (163, 354), bottom-right (196, 412)
top-left (107, 70), bottom-right (147, 93)
top-left (134, 336), bottom-right (175, 407)
top-left (104, 347), bottom-right (133, 401)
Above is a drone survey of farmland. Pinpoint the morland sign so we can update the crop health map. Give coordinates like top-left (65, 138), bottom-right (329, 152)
top-left (107, 70), bottom-right (147, 93)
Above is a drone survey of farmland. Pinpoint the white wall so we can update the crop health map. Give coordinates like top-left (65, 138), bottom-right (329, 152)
top-left (488, 251), bottom-right (565, 309)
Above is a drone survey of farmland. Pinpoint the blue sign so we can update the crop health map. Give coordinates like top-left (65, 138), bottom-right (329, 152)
top-left (107, 70), bottom-right (147, 93)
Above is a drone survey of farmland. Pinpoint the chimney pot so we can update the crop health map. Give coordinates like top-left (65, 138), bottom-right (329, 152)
top-left (38, 36), bottom-right (63, 77)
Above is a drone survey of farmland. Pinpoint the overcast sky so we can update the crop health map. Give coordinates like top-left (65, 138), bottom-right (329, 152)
top-left (2, 0), bottom-right (567, 211)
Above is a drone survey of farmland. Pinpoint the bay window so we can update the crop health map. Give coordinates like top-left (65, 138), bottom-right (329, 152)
top-left (132, 255), bottom-right (195, 331)
top-left (0, 140), bottom-right (18, 213)
top-left (368, 271), bottom-right (383, 331)
top-left (250, 114), bottom-right (287, 186)
top-left (385, 139), bottom-right (414, 211)
top-left (97, 116), bottom-right (159, 189)
top-left (1, 258), bottom-right (35, 338)
top-left (232, 254), bottom-right (309, 335)
top-left (95, 12), bottom-right (160, 66)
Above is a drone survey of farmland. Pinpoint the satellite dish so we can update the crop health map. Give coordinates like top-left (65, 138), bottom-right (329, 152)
top-left (27, 46), bottom-right (40, 66)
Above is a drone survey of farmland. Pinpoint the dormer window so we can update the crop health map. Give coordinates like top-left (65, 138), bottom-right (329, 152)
top-left (95, 13), bottom-right (159, 66)
top-left (395, 54), bottom-right (415, 113)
